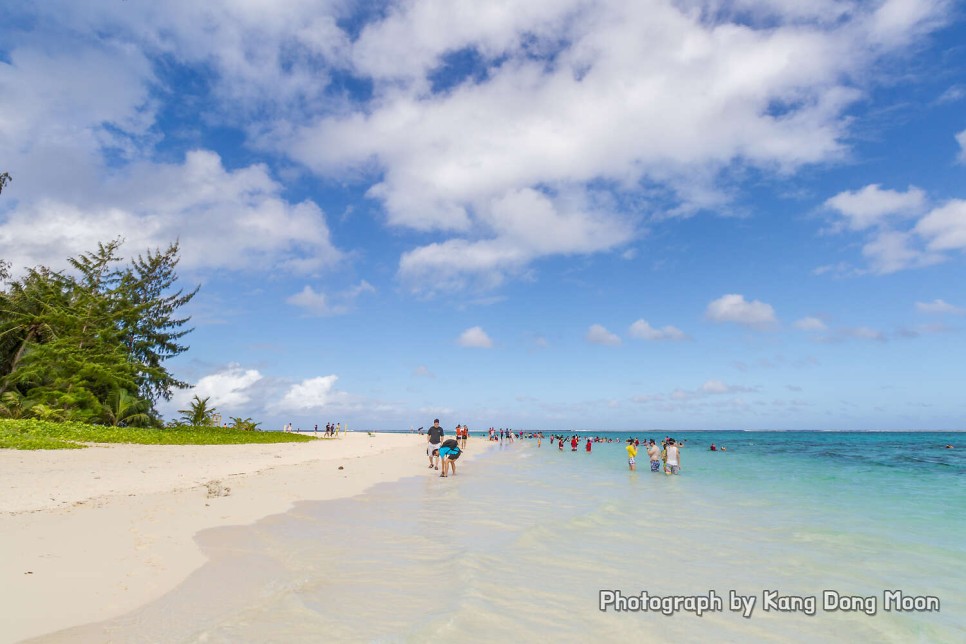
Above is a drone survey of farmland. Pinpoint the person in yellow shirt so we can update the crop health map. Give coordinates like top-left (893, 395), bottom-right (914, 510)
top-left (626, 439), bottom-right (637, 471)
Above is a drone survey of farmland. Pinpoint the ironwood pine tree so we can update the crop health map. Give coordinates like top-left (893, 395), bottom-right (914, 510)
top-left (0, 238), bottom-right (198, 424)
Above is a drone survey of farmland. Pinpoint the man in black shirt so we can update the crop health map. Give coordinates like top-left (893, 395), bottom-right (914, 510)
top-left (427, 418), bottom-right (444, 470)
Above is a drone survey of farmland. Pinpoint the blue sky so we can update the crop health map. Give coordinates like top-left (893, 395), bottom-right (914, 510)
top-left (1, 1), bottom-right (965, 431)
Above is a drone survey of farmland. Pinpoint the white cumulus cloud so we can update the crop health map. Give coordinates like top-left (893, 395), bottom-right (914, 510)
top-left (178, 364), bottom-right (263, 410)
top-left (272, 375), bottom-right (347, 412)
top-left (0, 150), bottom-right (343, 275)
top-left (824, 184), bottom-right (925, 231)
top-left (281, 0), bottom-right (949, 293)
top-left (706, 294), bottom-right (777, 329)
top-left (915, 199), bottom-right (966, 252)
top-left (458, 326), bottom-right (493, 348)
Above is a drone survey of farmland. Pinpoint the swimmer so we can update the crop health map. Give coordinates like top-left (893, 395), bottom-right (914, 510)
top-left (626, 439), bottom-right (637, 471)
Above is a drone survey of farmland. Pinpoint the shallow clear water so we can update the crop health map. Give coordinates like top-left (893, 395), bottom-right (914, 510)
top-left (50, 431), bottom-right (965, 643)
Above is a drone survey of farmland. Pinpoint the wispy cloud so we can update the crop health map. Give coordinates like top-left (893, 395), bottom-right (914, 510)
top-left (819, 326), bottom-right (888, 343)
top-left (628, 319), bottom-right (687, 341)
top-left (287, 280), bottom-right (375, 317)
top-left (586, 324), bottom-right (621, 346)
top-left (794, 316), bottom-right (828, 331)
top-left (916, 299), bottom-right (964, 315)
top-left (413, 365), bottom-right (436, 378)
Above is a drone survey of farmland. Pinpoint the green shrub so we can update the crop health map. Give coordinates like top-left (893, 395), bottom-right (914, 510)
top-left (0, 418), bottom-right (313, 450)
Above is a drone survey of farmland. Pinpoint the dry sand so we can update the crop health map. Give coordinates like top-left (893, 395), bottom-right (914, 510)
top-left (0, 432), bottom-right (444, 642)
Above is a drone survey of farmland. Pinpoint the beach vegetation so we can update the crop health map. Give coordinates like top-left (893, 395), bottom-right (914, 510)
top-left (100, 389), bottom-right (153, 427)
top-left (0, 238), bottom-right (197, 427)
top-left (229, 416), bottom-right (261, 431)
top-left (0, 418), bottom-right (312, 450)
top-left (179, 394), bottom-right (216, 426)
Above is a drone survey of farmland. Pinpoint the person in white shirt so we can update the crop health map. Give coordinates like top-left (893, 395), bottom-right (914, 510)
top-left (665, 439), bottom-right (682, 475)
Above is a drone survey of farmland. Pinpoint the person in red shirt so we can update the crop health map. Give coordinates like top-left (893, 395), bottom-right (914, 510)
top-left (585, 439), bottom-right (592, 453)
top-left (571, 436), bottom-right (578, 451)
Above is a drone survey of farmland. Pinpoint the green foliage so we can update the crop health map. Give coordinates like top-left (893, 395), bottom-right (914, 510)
top-left (179, 394), bottom-right (216, 426)
top-left (0, 391), bottom-right (29, 419)
top-left (229, 416), bottom-right (261, 431)
top-left (101, 389), bottom-right (152, 427)
top-left (0, 238), bottom-right (197, 424)
top-left (0, 418), bottom-right (313, 450)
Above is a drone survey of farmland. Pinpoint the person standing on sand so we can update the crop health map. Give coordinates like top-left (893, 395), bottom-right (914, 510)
top-left (626, 439), bottom-right (637, 471)
top-left (427, 419), bottom-right (444, 470)
top-left (647, 440), bottom-right (661, 472)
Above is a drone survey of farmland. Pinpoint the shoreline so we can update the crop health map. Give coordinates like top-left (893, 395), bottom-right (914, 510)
top-left (0, 432), bottom-right (475, 642)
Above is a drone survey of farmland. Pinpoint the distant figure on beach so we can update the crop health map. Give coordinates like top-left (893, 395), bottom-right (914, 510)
top-left (626, 439), bottom-right (637, 471)
top-left (571, 436), bottom-right (578, 451)
top-left (427, 419), bottom-right (444, 470)
top-left (585, 439), bottom-right (592, 453)
top-left (710, 443), bottom-right (716, 451)
top-left (647, 440), bottom-right (661, 472)
top-left (665, 439), bottom-right (681, 475)
top-left (438, 438), bottom-right (461, 477)
top-left (335, 422), bottom-right (341, 435)
top-left (558, 438), bottom-right (564, 451)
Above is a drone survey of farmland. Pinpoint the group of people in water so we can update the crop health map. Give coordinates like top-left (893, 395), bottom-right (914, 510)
top-left (526, 432), bottom-right (683, 473)
top-left (421, 421), bottom-right (703, 477)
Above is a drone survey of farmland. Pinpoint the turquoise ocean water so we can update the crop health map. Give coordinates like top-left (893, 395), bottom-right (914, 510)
top-left (47, 431), bottom-right (964, 643)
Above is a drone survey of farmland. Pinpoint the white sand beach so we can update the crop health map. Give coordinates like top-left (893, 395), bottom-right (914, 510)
top-left (0, 432), bottom-right (439, 642)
